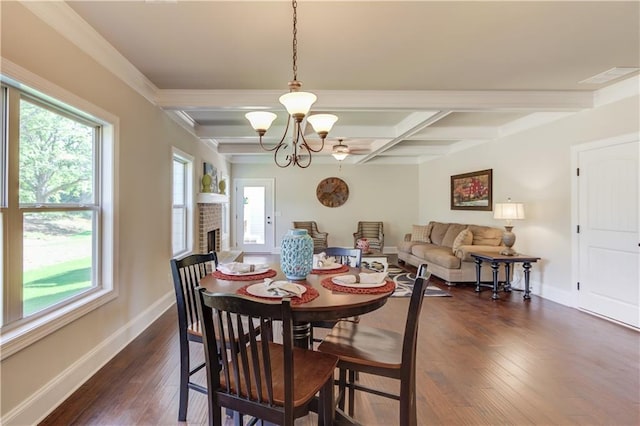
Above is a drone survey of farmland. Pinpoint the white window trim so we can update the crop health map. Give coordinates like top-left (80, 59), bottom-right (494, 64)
top-left (0, 59), bottom-right (119, 360)
top-left (172, 147), bottom-right (193, 259)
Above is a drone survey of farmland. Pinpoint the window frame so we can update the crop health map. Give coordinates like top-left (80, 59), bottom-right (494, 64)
top-left (0, 61), bottom-right (118, 360)
top-left (172, 147), bottom-right (193, 258)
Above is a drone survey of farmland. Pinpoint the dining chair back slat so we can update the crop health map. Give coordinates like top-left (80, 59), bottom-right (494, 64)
top-left (195, 289), bottom-right (339, 426)
top-left (169, 252), bottom-right (218, 421)
top-left (317, 263), bottom-right (430, 426)
top-left (323, 247), bottom-right (362, 267)
top-left (310, 247), bottom-right (363, 344)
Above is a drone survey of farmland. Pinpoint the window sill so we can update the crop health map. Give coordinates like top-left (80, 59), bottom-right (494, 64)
top-left (0, 287), bottom-right (117, 361)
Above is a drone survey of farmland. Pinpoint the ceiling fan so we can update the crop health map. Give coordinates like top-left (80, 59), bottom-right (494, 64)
top-left (331, 139), bottom-right (368, 161)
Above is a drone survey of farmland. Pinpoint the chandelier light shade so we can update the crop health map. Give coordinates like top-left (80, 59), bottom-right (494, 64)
top-left (245, 0), bottom-right (338, 168)
top-left (245, 111), bottom-right (277, 135)
top-left (307, 114), bottom-right (339, 138)
top-left (493, 198), bottom-right (526, 256)
top-left (279, 91), bottom-right (317, 117)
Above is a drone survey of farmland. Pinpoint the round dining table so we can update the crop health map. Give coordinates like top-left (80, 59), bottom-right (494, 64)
top-left (199, 264), bottom-right (394, 349)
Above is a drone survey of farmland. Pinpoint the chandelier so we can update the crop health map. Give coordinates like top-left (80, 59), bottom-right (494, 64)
top-left (245, 0), bottom-right (338, 168)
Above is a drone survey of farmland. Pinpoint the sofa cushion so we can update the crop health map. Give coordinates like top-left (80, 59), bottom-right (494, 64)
top-left (468, 225), bottom-right (504, 246)
top-left (441, 223), bottom-right (468, 247)
top-left (398, 240), bottom-right (424, 253)
top-left (429, 222), bottom-right (450, 246)
top-left (451, 229), bottom-right (473, 253)
top-left (410, 224), bottom-right (431, 242)
top-left (412, 244), bottom-right (461, 269)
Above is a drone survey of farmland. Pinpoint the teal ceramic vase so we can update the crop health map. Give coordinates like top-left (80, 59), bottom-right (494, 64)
top-left (280, 229), bottom-right (313, 280)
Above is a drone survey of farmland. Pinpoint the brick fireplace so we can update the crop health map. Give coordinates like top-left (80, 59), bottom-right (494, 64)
top-left (198, 202), bottom-right (222, 254)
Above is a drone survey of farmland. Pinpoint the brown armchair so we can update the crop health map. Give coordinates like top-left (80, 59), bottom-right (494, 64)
top-left (293, 221), bottom-right (329, 253)
top-left (353, 221), bottom-right (384, 252)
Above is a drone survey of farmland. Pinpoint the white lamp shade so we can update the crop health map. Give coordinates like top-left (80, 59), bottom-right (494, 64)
top-left (245, 111), bottom-right (277, 131)
top-left (279, 91), bottom-right (317, 116)
top-left (332, 144), bottom-right (349, 161)
top-left (307, 114), bottom-right (339, 134)
top-left (332, 152), bottom-right (349, 161)
top-left (493, 202), bottom-right (526, 220)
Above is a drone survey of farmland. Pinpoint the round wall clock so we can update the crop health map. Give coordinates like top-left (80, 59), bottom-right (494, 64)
top-left (316, 177), bottom-right (349, 208)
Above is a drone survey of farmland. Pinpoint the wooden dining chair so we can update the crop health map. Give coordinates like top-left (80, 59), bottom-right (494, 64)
top-left (317, 264), bottom-right (430, 426)
top-left (310, 247), bottom-right (363, 345)
top-left (195, 288), bottom-right (339, 426)
top-left (323, 247), bottom-right (362, 268)
top-left (170, 252), bottom-right (218, 421)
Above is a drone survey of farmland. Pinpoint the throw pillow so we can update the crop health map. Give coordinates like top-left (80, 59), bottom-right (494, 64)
top-left (411, 224), bottom-right (430, 242)
top-left (451, 229), bottom-right (473, 254)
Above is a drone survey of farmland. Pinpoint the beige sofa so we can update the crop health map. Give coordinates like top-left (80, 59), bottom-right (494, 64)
top-left (398, 221), bottom-right (508, 285)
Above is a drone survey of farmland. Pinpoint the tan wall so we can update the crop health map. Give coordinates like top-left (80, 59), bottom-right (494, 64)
top-left (2, 1), bottom-right (638, 423)
top-left (418, 95), bottom-right (640, 303)
top-left (0, 3), bottom-right (227, 422)
top-left (231, 163), bottom-right (420, 251)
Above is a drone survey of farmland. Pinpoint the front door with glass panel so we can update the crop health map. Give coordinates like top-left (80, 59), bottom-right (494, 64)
top-left (234, 179), bottom-right (274, 253)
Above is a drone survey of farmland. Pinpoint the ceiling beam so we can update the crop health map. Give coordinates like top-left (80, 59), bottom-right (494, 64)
top-left (407, 126), bottom-right (499, 140)
top-left (157, 89), bottom-right (594, 112)
top-left (355, 111), bottom-right (452, 164)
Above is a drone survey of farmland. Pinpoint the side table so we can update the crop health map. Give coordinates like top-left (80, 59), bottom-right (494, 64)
top-left (470, 252), bottom-right (540, 300)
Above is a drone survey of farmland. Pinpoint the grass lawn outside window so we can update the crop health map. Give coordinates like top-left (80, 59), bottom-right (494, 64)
top-left (23, 212), bottom-right (93, 315)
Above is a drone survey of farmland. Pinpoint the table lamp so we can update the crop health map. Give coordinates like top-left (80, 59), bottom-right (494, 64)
top-left (493, 198), bottom-right (525, 256)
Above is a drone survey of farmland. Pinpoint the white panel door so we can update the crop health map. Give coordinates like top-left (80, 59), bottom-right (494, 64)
top-left (234, 179), bottom-right (275, 253)
top-left (577, 139), bottom-right (639, 327)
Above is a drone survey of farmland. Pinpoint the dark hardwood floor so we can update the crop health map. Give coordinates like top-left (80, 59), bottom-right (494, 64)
top-left (40, 257), bottom-right (639, 425)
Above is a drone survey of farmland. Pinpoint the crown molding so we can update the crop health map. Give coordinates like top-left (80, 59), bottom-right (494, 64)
top-left (593, 75), bottom-right (640, 107)
top-left (20, 1), bottom-right (158, 104)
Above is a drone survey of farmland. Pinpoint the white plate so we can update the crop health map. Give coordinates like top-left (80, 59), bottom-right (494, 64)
top-left (331, 276), bottom-right (389, 288)
top-left (217, 267), bottom-right (270, 276)
top-left (246, 282), bottom-right (307, 298)
top-left (314, 263), bottom-right (344, 270)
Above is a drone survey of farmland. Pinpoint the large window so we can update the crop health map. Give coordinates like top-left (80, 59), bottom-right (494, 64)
top-left (172, 148), bottom-right (193, 257)
top-left (1, 70), bottom-right (116, 359)
top-left (19, 98), bottom-right (97, 316)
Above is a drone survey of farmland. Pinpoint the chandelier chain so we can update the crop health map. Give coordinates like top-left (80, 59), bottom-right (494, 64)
top-left (292, 0), bottom-right (298, 82)
top-left (245, 0), bottom-right (339, 168)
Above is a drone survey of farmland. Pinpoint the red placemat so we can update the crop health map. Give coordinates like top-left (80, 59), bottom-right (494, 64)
top-left (212, 269), bottom-right (277, 281)
top-left (236, 283), bottom-right (319, 305)
top-left (311, 264), bottom-right (350, 275)
top-left (321, 276), bottom-right (396, 294)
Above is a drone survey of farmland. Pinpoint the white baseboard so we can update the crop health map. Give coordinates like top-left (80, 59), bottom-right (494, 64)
top-left (537, 282), bottom-right (575, 308)
top-left (2, 291), bottom-right (175, 426)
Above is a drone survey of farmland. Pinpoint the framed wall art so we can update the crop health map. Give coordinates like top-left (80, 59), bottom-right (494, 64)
top-left (450, 169), bottom-right (492, 211)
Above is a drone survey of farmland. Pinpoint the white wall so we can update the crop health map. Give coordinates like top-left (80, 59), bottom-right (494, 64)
top-left (0, 3), bottom-right (228, 424)
top-left (419, 94), bottom-right (640, 306)
top-left (231, 163), bottom-right (420, 252)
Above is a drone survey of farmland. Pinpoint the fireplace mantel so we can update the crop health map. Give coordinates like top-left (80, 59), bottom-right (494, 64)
top-left (197, 192), bottom-right (228, 204)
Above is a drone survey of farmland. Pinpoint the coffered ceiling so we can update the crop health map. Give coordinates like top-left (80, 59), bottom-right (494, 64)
top-left (21, 1), bottom-right (640, 165)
